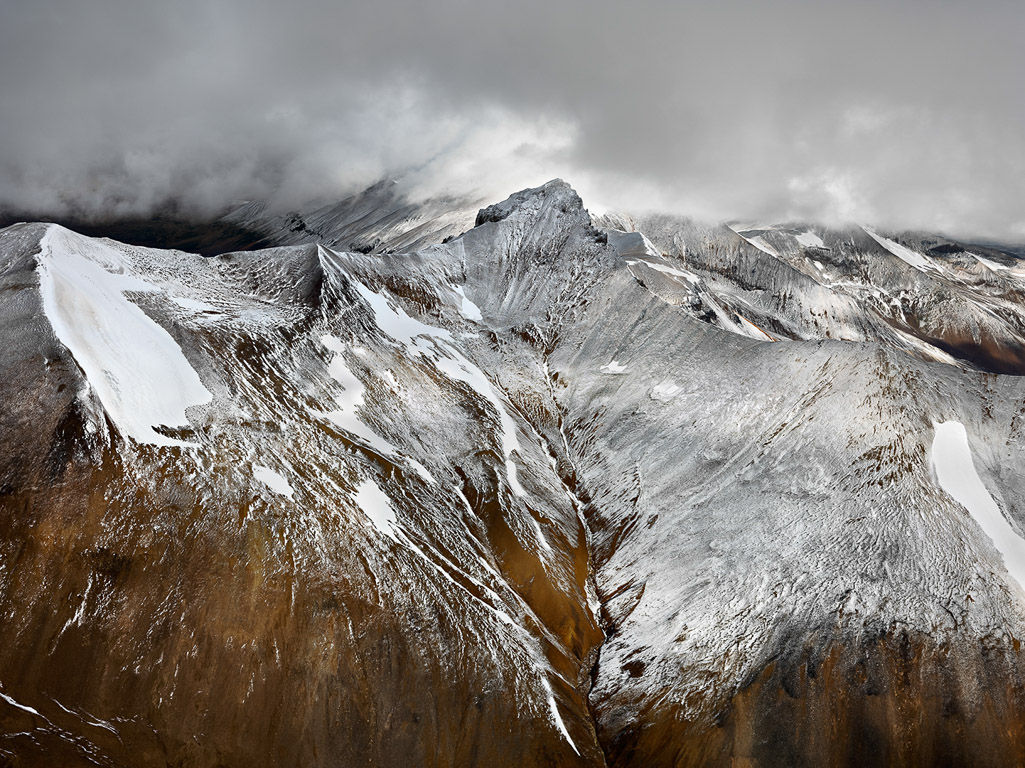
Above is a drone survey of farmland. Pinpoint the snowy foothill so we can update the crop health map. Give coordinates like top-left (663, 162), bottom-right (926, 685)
top-left (931, 421), bottom-right (1025, 592)
top-left (36, 225), bottom-right (212, 448)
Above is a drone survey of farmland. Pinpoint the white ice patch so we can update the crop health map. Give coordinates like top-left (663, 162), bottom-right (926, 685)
top-left (541, 679), bottom-right (580, 756)
top-left (452, 284), bottom-right (483, 322)
top-left (651, 382), bottom-right (682, 401)
top-left (355, 478), bottom-right (400, 542)
top-left (931, 421), bottom-right (1025, 591)
top-left (971, 253), bottom-right (1009, 272)
top-left (37, 225), bottom-right (211, 447)
top-left (254, 465), bottom-right (294, 500)
top-left (433, 351), bottom-right (527, 497)
top-left (795, 230), bottom-right (825, 249)
top-left (352, 280), bottom-right (451, 345)
top-left (746, 235), bottom-right (779, 257)
top-left (531, 517), bottom-right (554, 556)
top-left (0, 691), bottom-right (44, 719)
top-left (169, 295), bottom-right (219, 313)
top-left (599, 360), bottom-right (628, 375)
top-left (625, 259), bottom-right (700, 285)
top-left (863, 227), bottom-right (936, 272)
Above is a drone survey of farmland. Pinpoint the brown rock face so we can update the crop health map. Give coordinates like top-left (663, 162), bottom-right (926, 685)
top-left (598, 630), bottom-right (1025, 768)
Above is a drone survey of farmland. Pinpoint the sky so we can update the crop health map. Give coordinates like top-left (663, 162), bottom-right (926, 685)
top-left (1, 0), bottom-right (1023, 238)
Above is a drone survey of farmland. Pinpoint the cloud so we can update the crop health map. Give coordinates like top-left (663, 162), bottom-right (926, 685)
top-left (1, 0), bottom-right (1023, 239)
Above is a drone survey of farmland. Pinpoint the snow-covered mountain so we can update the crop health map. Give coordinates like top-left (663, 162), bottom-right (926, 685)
top-left (3, 180), bottom-right (1025, 766)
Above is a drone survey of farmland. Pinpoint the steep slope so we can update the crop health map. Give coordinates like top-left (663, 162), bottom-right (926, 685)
top-left (0, 187), bottom-right (606, 766)
top-left (3, 181), bottom-right (1025, 767)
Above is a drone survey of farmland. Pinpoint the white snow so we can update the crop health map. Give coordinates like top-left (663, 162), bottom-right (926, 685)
top-left (319, 335), bottom-right (398, 456)
top-left (724, 224), bottom-right (781, 257)
top-left (863, 227), bottom-right (936, 272)
top-left (971, 253), bottom-right (1009, 272)
top-left (541, 679), bottom-right (580, 756)
top-left (354, 478), bottom-right (400, 542)
top-left (36, 225), bottom-right (212, 447)
top-left (254, 465), bottom-right (294, 500)
top-left (796, 230), bottom-right (825, 249)
top-left (651, 382), bottom-right (682, 401)
top-left (0, 691), bottom-right (44, 719)
top-left (328, 267), bottom-right (525, 496)
top-left (737, 315), bottom-right (773, 341)
top-left (319, 335), bottom-right (433, 484)
top-left (625, 259), bottom-right (700, 285)
top-left (531, 517), bottom-right (554, 556)
top-left (169, 295), bottom-right (219, 313)
top-left (352, 280), bottom-right (451, 346)
top-left (746, 235), bottom-right (780, 257)
top-left (452, 284), bottom-right (483, 322)
top-left (432, 350), bottom-right (527, 497)
top-left (600, 360), bottom-right (628, 374)
top-left (931, 421), bottom-right (1025, 591)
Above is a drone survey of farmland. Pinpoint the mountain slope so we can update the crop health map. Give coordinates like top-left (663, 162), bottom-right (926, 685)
top-left (2, 181), bottom-right (1025, 766)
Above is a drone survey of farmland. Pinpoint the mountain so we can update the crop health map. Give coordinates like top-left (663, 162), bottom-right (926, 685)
top-left (2, 180), bottom-right (1025, 767)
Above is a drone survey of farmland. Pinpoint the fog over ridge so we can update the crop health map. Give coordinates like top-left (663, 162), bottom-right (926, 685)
top-left (2, 0), bottom-right (1023, 239)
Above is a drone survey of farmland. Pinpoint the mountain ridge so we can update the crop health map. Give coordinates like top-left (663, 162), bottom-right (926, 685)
top-left (3, 180), bottom-right (1025, 765)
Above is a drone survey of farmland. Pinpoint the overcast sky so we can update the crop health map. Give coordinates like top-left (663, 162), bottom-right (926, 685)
top-left (1, 0), bottom-right (1023, 238)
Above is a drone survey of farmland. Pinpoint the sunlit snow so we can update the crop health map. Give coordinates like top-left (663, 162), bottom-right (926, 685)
top-left (599, 360), bottom-right (628, 374)
top-left (931, 421), bottom-right (1025, 591)
top-left (863, 227), bottom-right (936, 272)
top-left (452, 284), bottom-right (484, 322)
top-left (355, 478), bottom-right (399, 542)
top-left (254, 465), bottom-right (295, 500)
top-left (37, 225), bottom-right (211, 447)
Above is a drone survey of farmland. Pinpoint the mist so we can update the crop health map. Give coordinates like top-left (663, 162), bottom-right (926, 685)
top-left (2, 0), bottom-right (1023, 239)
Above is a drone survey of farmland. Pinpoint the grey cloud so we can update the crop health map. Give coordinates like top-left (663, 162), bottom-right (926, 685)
top-left (1, 0), bottom-right (1023, 238)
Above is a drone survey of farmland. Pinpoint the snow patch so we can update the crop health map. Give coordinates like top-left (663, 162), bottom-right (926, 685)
top-left (319, 336), bottom-right (433, 484)
top-left (452, 284), bottom-right (484, 322)
top-left (541, 679), bottom-right (580, 756)
top-left (355, 478), bottom-right (399, 542)
top-left (863, 227), bottom-right (936, 272)
top-left (971, 253), bottom-right (1009, 272)
top-left (0, 691), bottom-right (44, 719)
top-left (737, 315), bottom-right (773, 341)
top-left (254, 465), bottom-right (294, 500)
top-left (600, 360), bottom-right (628, 374)
top-left (651, 382), bottom-right (682, 401)
top-left (931, 421), bottom-right (1025, 591)
top-left (795, 230), bottom-right (825, 249)
top-left (36, 225), bottom-right (211, 447)
top-left (625, 259), bottom-right (700, 285)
